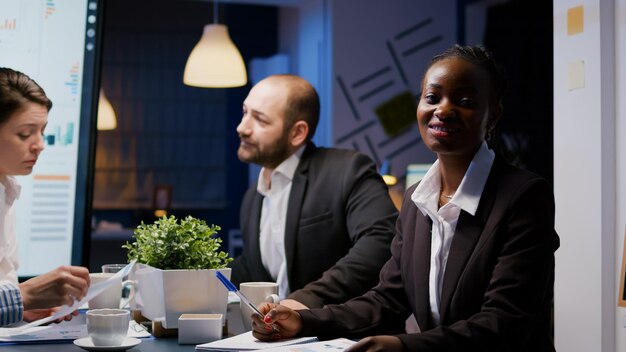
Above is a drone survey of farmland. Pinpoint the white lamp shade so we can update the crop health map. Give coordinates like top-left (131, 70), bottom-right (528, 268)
top-left (183, 24), bottom-right (247, 88)
top-left (97, 89), bottom-right (117, 130)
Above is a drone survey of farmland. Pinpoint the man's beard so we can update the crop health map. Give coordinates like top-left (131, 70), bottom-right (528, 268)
top-left (237, 132), bottom-right (292, 169)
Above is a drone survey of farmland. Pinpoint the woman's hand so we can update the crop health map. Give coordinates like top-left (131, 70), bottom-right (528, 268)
top-left (346, 336), bottom-right (404, 352)
top-left (251, 303), bottom-right (302, 341)
top-left (19, 265), bottom-right (90, 310)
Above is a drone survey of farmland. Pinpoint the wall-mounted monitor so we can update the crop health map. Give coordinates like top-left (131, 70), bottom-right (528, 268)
top-left (0, 0), bottom-right (101, 277)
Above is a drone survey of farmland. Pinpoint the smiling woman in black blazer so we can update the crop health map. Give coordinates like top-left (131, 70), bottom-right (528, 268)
top-left (250, 45), bottom-right (560, 352)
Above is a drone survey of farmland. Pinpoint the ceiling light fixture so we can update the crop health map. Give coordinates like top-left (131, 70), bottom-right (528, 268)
top-left (183, 0), bottom-right (247, 88)
top-left (97, 89), bottom-right (117, 130)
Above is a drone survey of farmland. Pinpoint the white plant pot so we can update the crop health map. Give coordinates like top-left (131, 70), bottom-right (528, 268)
top-left (131, 263), bottom-right (231, 329)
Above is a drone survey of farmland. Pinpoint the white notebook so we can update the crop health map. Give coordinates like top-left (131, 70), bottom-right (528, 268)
top-left (251, 338), bottom-right (355, 352)
top-left (195, 331), bottom-right (317, 351)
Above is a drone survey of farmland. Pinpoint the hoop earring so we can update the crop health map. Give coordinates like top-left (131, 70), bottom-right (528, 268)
top-left (486, 125), bottom-right (495, 144)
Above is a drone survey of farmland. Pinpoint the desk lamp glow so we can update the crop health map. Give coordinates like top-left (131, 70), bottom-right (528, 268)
top-left (380, 159), bottom-right (398, 186)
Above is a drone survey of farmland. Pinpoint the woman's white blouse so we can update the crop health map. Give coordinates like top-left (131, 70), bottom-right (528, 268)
top-left (411, 142), bottom-right (495, 324)
top-left (0, 176), bottom-right (21, 284)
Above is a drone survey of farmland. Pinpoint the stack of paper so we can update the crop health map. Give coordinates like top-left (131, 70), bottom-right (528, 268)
top-left (0, 320), bottom-right (151, 344)
top-left (251, 338), bottom-right (356, 352)
top-left (195, 331), bottom-right (317, 351)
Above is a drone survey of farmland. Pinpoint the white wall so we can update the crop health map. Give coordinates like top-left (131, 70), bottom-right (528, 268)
top-left (616, 0), bottom-right (626, 348)
top-left (553, 0), bottom-right (622, 351)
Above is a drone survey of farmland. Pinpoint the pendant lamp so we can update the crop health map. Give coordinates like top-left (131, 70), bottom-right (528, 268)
top-left (97, 89), bottom-right (117, 130)
top-left (183, 1), bottom-right (247, 88)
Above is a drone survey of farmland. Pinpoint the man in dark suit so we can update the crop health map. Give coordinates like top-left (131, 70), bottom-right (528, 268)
top-left (230, 74), bottom-right (397, 309)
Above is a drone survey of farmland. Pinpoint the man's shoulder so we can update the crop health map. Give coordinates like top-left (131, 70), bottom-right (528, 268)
top-left (308, 146), bottom-right (372, 163)
top-left (299, 145), bottom-right (379, 181)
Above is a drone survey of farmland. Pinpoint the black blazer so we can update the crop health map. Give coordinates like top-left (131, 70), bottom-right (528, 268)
top-left (230, 143), bottom-right (398, 308)
top-left (300, 157), bottom-right (560, 351)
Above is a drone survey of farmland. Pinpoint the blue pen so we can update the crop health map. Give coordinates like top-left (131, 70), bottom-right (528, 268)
top-left (215, 271), bottom-right (266, 318)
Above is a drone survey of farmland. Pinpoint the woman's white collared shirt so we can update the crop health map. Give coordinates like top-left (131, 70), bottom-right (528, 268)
top-left (0, 176), bottom-right (21, 284)
top-left (411, 142), bottom-right (495, 324)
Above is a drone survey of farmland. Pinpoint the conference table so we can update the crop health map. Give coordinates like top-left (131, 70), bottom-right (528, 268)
top-left (4, 336), bottom-right (208, 351)
top-left (2, 303), bottom-right (247, 351)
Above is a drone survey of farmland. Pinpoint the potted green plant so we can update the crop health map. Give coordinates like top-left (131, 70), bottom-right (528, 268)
top-left (123, 215), bottom-right (233, 329)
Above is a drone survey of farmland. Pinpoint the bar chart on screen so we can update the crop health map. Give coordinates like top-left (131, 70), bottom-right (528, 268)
top-left (1, 0), bottom-right (101, 276)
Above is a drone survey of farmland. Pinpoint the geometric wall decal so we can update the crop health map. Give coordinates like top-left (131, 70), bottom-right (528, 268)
top-left (332, 0), bottom-right (456, 183)
top-left (375, 90), bottom-right (416, 137)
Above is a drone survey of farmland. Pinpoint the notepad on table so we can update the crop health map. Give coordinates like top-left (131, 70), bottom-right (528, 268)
top-left (250, 338), bottom-right (355, 351)
top-left (195, 331), bottom-right (317, 351)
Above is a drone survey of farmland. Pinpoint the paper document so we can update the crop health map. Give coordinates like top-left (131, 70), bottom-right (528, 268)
top-left (252, 338), bottom-right (356, 351)
top-left (15, 260), bottom-right (136, 330)
top-left (195, 331), bottom-right (317, 351)
top-left (0, 320), bottom-right (150, 344)
top-left (228, 291), bottom-right (241, 304)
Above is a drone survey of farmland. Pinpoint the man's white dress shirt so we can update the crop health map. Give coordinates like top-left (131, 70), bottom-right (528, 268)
top-left (257, 147), bottom-right (305, 299)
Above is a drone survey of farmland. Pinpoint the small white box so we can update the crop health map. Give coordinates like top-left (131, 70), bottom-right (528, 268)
top-left (178, 313), bottom-right (223, 345)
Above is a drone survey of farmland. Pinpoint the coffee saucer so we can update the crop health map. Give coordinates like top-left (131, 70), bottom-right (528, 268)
top-left (73, 337), bottom-right (141, 351)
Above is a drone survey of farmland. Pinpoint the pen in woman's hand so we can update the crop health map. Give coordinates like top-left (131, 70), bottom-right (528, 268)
top-left (215, 272), bottom-right (279, 332)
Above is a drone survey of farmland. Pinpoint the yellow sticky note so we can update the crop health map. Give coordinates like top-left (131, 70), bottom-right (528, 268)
top-left (567, 6), bottom-right (584, 35)
top-left (568, 61), bottom-right (585, 90)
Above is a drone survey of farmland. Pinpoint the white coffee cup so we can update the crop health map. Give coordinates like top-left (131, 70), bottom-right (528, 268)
top-left (86, 309), bottom-right (130, 347)
top-left (239, 282), bottom-right (280, 331)
top-left (89, 273), bottom-right (136, 309)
